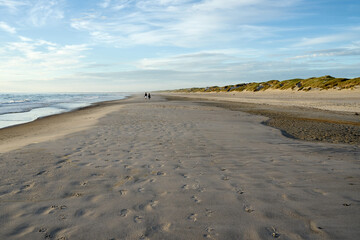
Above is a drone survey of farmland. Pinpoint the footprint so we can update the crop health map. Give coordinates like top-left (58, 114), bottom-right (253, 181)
top-left (150, 200), bottom-right (159, 208)
top-left (192, 195), bottom-right (201, 203)
top-left (119, 189), bottom-right (128, 196)
top-left (119, 209), bottom-right (129, 217)
top-left (269, 226), bottom-right (280, 238)
top-left (206, 227), bottom-right (214, 233)
top-left (72, 193), bottom-right (82, 197)
top-left (138, 203), bottom-right (152, 212)
top-left (51, 205), bottom-right (67, 210)
top-left (182, 184), bottom-right (189, 190)
top-left (156, 171), bottom-right (166, 176)
top-left (244, 205), bottom-right (254, 213)
top-left (191, 183), bottom-right (200, 190)
top-left (134, 216), bottom-right (144, 223)
top-left (222, 176), bottom-right (229, 181)
top-left (42, 205), bottom-right (67, 215)
top-left (205, 209), bottom-right (213, 217)
top-left (142, 164), bottom-right (153, 169)
top-left (139, 235), bottom-right (150, 240)
top-left (161, 223), bottom-right (171, 231)
top-left (182, 174), bottom-right (189, 179)
top-left (44, 232), bottom-right (53, 239)
top-left (236, 189), bottom-right (244, 195)
top-left (138, 200), bottom-right (159, 212)
top-left (188, 213), bottom-right (197, 222)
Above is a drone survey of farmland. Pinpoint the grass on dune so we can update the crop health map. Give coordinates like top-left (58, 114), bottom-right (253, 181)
top-left (173, 76), bottom-right (360, 93)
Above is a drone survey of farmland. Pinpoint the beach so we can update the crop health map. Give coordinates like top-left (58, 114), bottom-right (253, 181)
top-left (163, 89), bottom-right (360, 145)
top-left (0, 92), bottom-right (359, 239)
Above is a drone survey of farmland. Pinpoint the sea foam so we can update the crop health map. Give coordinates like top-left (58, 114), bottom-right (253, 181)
top-left (0, 93), bottom-right (127, 129)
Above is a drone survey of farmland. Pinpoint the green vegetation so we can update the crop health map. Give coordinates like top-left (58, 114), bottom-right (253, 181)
top-left (172, 76), bottom-right (360, 93)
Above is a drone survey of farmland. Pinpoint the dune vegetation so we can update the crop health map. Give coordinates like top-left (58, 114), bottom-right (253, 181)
top-left (173, 75), bottom-right (360, 93)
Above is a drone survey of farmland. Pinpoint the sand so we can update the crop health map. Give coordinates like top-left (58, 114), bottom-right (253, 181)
top-left (165, 89), bottom-right (360, 113)
top-left (163, 90), bottom-right (360, 145)
top-left (0, 99), bottom-right (130, 154)
top-left (0, 94), bottom-right (359, 240)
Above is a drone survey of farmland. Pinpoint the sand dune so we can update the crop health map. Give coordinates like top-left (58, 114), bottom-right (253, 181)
top-left (0, 94), bottom-right (359, 239)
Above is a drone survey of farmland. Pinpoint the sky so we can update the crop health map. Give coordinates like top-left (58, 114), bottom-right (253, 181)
top-left (0, 0), bottom-right (360, 92)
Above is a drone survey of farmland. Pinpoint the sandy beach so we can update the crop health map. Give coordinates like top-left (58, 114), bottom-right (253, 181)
top-left (163, 90), bottom-right (360, 145)
top-left (0, 93), bottom-right (359, 240)
top-left (166, 89), bottom-right (360, 113)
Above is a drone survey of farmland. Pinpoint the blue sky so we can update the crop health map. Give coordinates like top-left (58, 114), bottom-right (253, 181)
top-left (0, 0), bottom-right (359, 92)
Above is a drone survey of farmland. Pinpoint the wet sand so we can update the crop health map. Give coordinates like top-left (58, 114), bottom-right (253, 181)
top-left (166, 89), bottom-right (360, 113)
top-left (163, 95), bottom-right (360, 145)
top-left (0, 94), bottom-right (359, 239)
top-left (163, 89), bottom-right (360, 145)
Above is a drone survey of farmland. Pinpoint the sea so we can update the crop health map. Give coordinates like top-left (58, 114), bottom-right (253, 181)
top-left (0, 93), bottom-right (128, 129)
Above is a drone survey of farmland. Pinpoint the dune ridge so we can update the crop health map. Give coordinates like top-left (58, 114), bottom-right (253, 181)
top-left (172, 75), bottom-right (360, 93)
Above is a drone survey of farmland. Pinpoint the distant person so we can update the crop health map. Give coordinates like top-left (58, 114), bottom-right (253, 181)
top-left (144, 92), bottom-right (147, 99)
top-left (148, 93), bottom-right (151, 100)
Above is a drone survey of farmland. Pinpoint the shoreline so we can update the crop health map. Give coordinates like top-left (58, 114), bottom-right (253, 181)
top-left (0, 93), bottom-right (129, 130)
top-left (0, 96), bottom-right (135, 153)
top-left (0, 96), bottom-right (130, 130)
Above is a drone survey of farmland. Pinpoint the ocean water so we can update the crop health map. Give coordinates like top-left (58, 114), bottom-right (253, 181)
top-left (0, 93), bottom-right (127, 129)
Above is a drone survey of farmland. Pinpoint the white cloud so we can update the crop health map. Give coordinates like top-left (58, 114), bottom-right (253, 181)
top-left (192, 0), bottom-right (262, 11)
top-left (19, 36), bottom-right (32, 41)
top-left (294, 35), bottom-right (350, 47)
top-left (0, 0), bottom-right (28, 10)
top-left (2, 44), bottom-right (359, 92)
top-left (137, 51), bottom-right (241, 71)
top-left (71, 0), bottom-right (300, 47)
top-left (293, 26), bottom-right (360, 48)
top-left (0, 21), bottom-right (16, 33)
top-left (28, 0), bottom-right (64, 26)
top-left (0, 37), bottom-right (90, 82)
top-left (291, 45), bottom-right (360, 60)
top-left (99, 0), bottom-right (112, 8)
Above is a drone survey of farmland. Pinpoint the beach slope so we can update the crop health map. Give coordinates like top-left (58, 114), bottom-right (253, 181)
top-left (0, 94), bottom-right (359, 239)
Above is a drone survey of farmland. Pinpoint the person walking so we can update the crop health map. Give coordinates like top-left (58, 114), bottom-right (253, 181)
top-left (144, 92), bottom-right (147, 99)
top-left (148, 93), bottom-right (151, 100)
